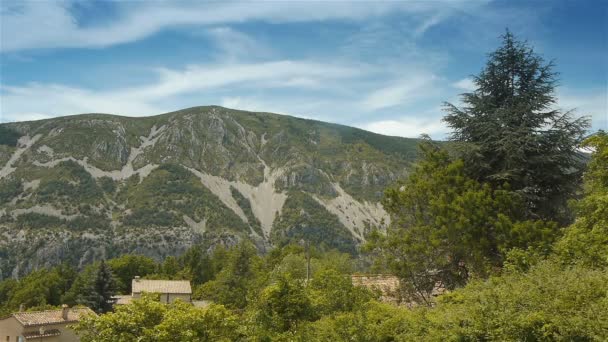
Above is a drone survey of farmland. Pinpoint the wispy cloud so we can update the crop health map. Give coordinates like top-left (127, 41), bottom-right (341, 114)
top-left (3, 0), bottom-right (601, 142)
top-left (557, 88), bottom-right (608, 131)
top-left (361, 73), bottom-right (439, 110)
top-left (0, 60), bottom-right (362, 121)
top-left (204, 27), bottom-right (273, 61)
top-left (358, 114), bottom-right (448, 138)
top-left (1, 1), bottom-right (483, 52)
top-left (452, 78), bottom-right (476, 92)
top-left (0, 57), bottom-right (456, 139)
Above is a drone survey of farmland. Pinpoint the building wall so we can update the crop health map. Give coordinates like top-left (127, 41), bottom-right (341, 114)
top-left (0, 317), bottom-right (81, 342)
top-left (351, 274), bottom-right (400, 303)
top-left (0, 316), bottom-right (22, 342)
top-left (58, 324), bottom-right (81, 341)
top-left (167, 293), bottom-right (191, 304)
top-left (133, 293), bottom-right (191, 304)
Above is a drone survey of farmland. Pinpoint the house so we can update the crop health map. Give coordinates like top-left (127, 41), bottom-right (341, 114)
top-left (351, 274), bottom-right (400, 303)
top-left (0, 305), bottom-right (94, 342)
top-left (130, 277), bottom-right (192, 304)
top-left (351, 274), bottom-right (446, 306)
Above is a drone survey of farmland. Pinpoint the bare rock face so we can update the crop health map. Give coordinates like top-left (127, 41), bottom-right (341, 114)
top-left (0, 106), bottom-right (420, 279)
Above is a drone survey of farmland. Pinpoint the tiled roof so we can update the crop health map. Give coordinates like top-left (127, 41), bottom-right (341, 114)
top-left (132, 279), bottom-right (192, 294)
top-left (23, 329), bottom-right (61, 339)
top-left (13, 307), bottom-right (95, 327)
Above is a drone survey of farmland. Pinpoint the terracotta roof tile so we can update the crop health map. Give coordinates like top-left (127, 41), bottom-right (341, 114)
top-left (13, 307), bottom-right (95, 327)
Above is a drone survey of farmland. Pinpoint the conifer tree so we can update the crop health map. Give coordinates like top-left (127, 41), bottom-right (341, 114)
top-left (443, 30), bottom-right (588, 223)
top-left (80, 261), bottom-right (116, 313)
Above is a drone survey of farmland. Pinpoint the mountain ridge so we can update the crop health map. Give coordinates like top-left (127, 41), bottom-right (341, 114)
top-left (0, 106), bottom-right (419, 279)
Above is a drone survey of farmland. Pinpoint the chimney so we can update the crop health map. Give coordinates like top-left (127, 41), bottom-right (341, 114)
top-left (62, 304), bottom-right (69, 320)
top-left (19, 303), bottom-right (25, 312)
top-left (134, 276), bottom-right (140, 282)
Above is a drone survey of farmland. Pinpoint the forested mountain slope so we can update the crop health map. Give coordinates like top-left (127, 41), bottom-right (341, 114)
top-left (0, 106), bottom-right (419, 278)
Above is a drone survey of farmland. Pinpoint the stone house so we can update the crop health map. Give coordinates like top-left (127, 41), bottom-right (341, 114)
top-left (351, 274), bottom-right (400, 303)
top-left (129, 277), bottom-right (192, 304)
top-left (0, 305), bottom-right (94, 342)
top-left (352, 274), bottom-right (447, 306)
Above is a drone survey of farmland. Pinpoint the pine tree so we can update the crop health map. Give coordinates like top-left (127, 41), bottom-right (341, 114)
top-left (79, 261), bottom-right (116, 313)
top-left (443, 30), bottom-right (589, 223)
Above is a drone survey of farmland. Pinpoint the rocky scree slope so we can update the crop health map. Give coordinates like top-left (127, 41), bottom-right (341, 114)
top-left (0, 106), bottom-right (418, 279)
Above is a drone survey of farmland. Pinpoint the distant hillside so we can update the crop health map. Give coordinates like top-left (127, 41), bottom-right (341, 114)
top-left (0, 106), bottom-right (420, 278)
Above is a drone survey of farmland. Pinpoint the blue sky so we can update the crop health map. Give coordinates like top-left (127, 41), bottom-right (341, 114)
top-left (1, 0), bottom-right (606, 138)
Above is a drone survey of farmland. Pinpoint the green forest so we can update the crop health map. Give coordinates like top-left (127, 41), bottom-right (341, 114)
top-left (1, 32), bottom-right (606, 341)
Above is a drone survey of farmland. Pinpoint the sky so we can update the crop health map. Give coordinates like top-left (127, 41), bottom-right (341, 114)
top-left (0, 0), bottom-right (606, 139)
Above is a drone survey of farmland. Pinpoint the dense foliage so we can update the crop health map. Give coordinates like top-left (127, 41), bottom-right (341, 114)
top-left (74, 294), bottom-right (242, 342)
top-left (555, 131), bottom-right (608, 267)
top-left (367, 139), bottom-right (557, 303)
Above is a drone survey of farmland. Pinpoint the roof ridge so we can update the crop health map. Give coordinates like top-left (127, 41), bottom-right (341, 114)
top-left (14, 307), bottom-right (89, 315)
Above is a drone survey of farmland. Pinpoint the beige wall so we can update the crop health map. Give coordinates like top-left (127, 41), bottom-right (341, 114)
top-left (0, 317), bottom-right (80, 342)
top-left (0, 316), bottom-right (22, 342)
top-left (133, 292), bottom-right (191, 304)
top-left (167, 293), bottom-right (191, 304)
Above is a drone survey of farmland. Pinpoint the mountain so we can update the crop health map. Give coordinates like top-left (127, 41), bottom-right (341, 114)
top-left (0, 106), bottom-right (420, 279)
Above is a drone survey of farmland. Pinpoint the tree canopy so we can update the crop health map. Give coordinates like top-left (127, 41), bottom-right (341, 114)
top-left (367, 139), bottom-right (556, 304)
top-left (443, 30), bottom-right (589, 223)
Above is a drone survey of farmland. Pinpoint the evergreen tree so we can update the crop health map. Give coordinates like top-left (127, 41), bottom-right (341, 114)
top-left (443, 30), bottom-right (588, 223)
top-left (179, 246), bottom-right (215, 285)
top-left (80, 261), bottom-right (116, 313)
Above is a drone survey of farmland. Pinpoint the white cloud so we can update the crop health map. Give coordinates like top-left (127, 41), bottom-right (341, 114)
top-left (0, 1), bottom-right (483, 52)
top-left (452, 78), bottom-right (476, 91)
top-left (361, 73), bottom-right (439, 110)
top-left (556, 88), bottom-right (608, 131)
top-left (133, 61), bottom-right (359, 98)
top-left (219, 97), bottom-right (291, 116)
top-left (359, 116), bottom-right (448, 138)
top-left (414, 13), bottom-right (446, 36)
top-left (204, 27), bottom-right (273, 61)
top-left (0, 83), bottom-right (163, 121)
top-left (0, 60), bottom-right (361, 121)
top-left (0, 112), bottom-right (51, 123)
top-left (0, 57), bottom-right (451, 139)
